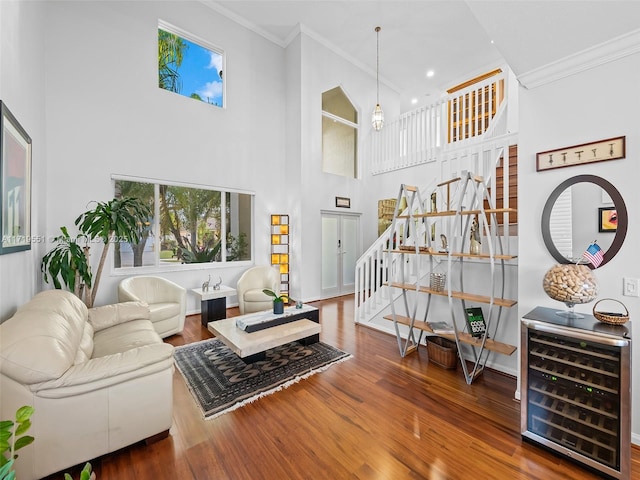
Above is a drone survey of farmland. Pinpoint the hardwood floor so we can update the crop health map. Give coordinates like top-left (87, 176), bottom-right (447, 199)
top-left (53, 295), bottom-right (639, 479)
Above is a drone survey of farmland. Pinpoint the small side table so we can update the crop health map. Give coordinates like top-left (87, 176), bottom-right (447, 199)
top-left (191, 286), bottom-right (236, 327)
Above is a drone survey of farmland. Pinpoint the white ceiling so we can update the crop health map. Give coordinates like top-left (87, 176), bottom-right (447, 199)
top-left (206, 1), bottom-right (640, 112)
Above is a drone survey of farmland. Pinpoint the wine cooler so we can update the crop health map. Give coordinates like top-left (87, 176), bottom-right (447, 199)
top-left (521, 307), bottom-right (631, 479)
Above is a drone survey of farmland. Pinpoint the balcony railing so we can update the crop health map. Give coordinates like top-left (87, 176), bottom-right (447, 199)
top-left (369, 69), bottom-right (508, 175)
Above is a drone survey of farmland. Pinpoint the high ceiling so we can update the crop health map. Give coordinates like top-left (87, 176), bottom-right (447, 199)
top-left (205, 1), bottom-right (640, 113)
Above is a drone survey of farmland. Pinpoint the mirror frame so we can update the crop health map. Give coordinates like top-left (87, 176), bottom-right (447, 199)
top-left (541, 174), bottom-right (627, 269)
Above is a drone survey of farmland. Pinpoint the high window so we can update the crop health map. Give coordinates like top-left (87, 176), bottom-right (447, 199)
top-left (322, 87), bottom-right (358, 178)
top-left (158, 21), bottom-right (224, 107)
top-left (113, 177), bottom-right (252, 269)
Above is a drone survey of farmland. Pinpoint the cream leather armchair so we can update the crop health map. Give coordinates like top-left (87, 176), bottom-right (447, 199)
top-left (118, 275), bottom-right (186, 338)
top-left (0, 290), bottom-right (174, 480)
top-left (236, 265), bottom-right (280, 314)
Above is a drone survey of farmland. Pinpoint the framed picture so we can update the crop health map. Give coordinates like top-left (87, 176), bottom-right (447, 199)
top-left (335, 196), bottom-right (350, 208)
top-left (1, 101), bottom-right (32, 254)
top-left (598, 207), bottom-right (617, 233)
top-left (536, 136), bottom-right (625, 172)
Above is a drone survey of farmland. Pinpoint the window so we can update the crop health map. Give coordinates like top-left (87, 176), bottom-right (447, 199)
top-left (322, 87), bottom-right (358, 178)
top-left (113, 178), bottom-right (252, 269)
top-left (158, 21), bottom-right (224, 107)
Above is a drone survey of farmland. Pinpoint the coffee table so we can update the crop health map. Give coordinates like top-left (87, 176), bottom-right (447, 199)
top-left (208, 306), bottom-right (321, 363)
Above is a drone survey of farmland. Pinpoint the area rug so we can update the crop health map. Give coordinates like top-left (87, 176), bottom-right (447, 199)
top-left (174, 338), bottom-right (352, 419)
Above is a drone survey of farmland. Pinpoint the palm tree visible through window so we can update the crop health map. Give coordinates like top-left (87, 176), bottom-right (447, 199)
top-left (158, 21), bottom-right (225, 107)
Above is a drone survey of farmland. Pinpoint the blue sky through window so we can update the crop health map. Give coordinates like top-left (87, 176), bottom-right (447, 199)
top-left (180, 37), bottom-right (223, 106)
top-left (159, 28), bottom-right (224, 107)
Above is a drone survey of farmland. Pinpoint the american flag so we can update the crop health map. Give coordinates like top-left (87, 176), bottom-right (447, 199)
top-left (583, 242), bottom-right (604, 267)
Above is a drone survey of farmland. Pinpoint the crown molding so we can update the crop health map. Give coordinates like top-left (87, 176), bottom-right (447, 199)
top-left (199, 1), bottom-right (287, 47)
top-left (518, 28), bottom-right (640, 89)
top-left (294, 24), bottom-right (402, 94)
top-left (199, 1), bottom-right (401, 94)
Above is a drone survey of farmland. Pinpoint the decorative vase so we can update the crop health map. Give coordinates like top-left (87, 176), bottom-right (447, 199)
top-left (543, 263), bottom-right (598, 318)
top-left (273, 301), bottom-right (284, 314)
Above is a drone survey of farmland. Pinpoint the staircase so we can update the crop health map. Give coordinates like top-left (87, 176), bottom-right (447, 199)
top-left (355, 68), bottom-right (518, 337)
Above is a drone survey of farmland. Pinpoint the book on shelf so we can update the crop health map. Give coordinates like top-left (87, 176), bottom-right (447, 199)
top-left (428, 321), bottom-right (455, 334)
top-left (465, 307), bottom-right (487, 337)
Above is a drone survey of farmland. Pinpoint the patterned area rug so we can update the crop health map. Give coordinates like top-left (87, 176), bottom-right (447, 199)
top-left (174, 338), bottom-right (352, 419)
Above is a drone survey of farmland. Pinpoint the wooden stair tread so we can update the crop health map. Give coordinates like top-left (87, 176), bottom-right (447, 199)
top-left (387, 282), bottom-right (517, 308)
top-left (383, 314), bottom-right (517, 356)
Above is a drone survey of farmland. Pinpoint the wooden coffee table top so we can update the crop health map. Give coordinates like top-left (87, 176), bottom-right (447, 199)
top-left (208, 317), bottom-right (321, 359)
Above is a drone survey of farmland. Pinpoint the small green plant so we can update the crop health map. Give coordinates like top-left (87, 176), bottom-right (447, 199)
top-left (262, 289), bottom-right (285, 303)
top-left (179, 239), bottom-right (221, 263)
top-left (64, 462), bottom-right (95, 480)
top-left (0, 405), bottom-right (35, 480)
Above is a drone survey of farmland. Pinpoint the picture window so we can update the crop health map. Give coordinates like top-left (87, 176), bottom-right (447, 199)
top-left (158, 20), bottom-right (225, 107)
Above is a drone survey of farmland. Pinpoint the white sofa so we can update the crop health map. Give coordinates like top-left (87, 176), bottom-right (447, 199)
top-left (236, 265), bottom-right (281, 314)
top-left (0, 290), bottom-right (175, 480)
top-left (118, 275), bottom-right (186, 338)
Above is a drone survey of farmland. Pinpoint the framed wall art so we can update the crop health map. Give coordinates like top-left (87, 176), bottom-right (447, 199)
top-left (598, 207), bottom-right (617, 233)
top-left (1, 101), bottom-right (32, 254)
top-left (335, 196), bottom-right (350, 208)
top-left (536, 136), bottom-right (625, 172)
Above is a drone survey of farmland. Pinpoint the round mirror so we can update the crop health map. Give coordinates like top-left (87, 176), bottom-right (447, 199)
top-left (541, 175), bottom-right (627, 268)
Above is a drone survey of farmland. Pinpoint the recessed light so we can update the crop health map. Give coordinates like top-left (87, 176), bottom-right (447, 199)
top-left (411, 98), bottom-right (418, 104)
top-left (426, 70), bottom-right (435, 78)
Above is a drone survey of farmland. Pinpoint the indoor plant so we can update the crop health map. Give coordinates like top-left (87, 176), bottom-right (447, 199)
top-left (0, 405), bottom-right (34, 479)
top-left (42, 197), bottom-right (151, 308)
top-left (262, 288), bottom-right (286, 314)
top-left (0, 406), bottom-right (95, 480)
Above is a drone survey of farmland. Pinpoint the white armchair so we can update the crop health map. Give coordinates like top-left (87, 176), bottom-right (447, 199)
top-left (118, 276), bottom-right (186, 338)
top-left (236, 265), bottom-right (280, 314)
top-left (0, 290), bottom-right (174, 480)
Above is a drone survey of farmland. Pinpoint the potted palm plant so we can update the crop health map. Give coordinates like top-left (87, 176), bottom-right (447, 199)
top-left (41, 197), bottom-right (151, 308)
top-left (262, 288), bottom-right (286, 314)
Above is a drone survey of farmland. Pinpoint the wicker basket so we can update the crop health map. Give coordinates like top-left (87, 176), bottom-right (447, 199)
top-left (593, 298), bottom-right (629, 325)
top-left (426, 336), bottom-right (457, 369)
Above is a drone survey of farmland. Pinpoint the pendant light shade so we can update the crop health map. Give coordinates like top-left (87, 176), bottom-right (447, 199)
top-left (372, 103), bottom-right (384, 131)
top-left (372, 26), bottom-right (384, 131)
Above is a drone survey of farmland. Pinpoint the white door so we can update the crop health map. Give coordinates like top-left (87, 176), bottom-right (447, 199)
top-left (321, 212), bottom-right (359, 298)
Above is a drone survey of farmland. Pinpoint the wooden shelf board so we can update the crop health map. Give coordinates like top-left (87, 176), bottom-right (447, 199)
top-left (386, 250), bottom-right (517, 261)
top-left (383, 314), bottom-right (517, 355)
top-left (386, 282), bottom-right (517, 308)
top-left (397, 207), bottom-right (516, 219)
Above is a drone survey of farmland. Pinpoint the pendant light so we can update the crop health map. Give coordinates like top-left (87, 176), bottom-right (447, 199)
top-left (371, 26), bottom-right (384, 131)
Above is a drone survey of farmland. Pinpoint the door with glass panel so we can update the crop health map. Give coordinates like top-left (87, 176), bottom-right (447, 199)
top-left (321, 213), bottom-right (359, 298)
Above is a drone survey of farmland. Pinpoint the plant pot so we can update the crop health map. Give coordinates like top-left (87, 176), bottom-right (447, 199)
top-left (273, 301), bottom-right (284, 314)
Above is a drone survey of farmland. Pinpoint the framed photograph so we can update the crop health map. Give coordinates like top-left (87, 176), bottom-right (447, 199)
top-left (598, 207), bottom-right (617, 233)
top-left (1, 101), bottom-right (32, 254)
top-left (536, 136), bottom-right (625, 172)
top-left (335, 196), bottom-right (350, 208)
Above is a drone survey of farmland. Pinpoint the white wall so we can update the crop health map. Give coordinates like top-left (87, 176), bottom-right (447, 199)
top-left (518, 52), bottom-right (640, 442)
top-left (291, 31), bottom-right (400, 302)
top-left (0, 1), bottom-right (47, 321)
top-left (42, 1), bottom-right (287, 311)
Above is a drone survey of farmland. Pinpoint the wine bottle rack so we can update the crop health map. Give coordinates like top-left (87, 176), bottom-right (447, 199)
top-left (521, 307), bottom-right (631, 479)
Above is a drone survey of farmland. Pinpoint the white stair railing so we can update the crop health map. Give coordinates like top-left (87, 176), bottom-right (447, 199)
top-left (370, 69), bottom-right (510, 175)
